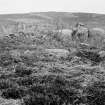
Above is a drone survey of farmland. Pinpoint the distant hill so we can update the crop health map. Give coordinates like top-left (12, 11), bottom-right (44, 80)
top-left (0, 12), bottom-right (105, 34)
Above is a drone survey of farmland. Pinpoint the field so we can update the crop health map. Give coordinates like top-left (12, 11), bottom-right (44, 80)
top-left (0, 12), bottom-right (105, 105)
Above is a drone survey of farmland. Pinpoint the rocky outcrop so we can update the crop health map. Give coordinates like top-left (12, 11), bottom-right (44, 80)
top-left (71, 23), bottom-right (89, 43)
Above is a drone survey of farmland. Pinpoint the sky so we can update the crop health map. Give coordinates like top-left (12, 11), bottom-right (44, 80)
top-left (0, 0), bottom-right (105, 14)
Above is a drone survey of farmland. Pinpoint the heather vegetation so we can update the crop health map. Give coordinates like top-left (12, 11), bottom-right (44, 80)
top-left (0, 12), bottom-right (105, 105)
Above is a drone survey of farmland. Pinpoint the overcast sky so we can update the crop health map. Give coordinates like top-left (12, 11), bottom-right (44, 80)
top-left (0, 0), bottom-right (105, 14)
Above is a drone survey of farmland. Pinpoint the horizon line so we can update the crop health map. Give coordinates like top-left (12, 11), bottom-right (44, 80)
top-left (0, 11), bottom-right (104, 15)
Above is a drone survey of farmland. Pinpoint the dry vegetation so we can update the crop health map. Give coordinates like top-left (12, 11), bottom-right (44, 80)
top-left (0, 12), bottom-right (105, 105)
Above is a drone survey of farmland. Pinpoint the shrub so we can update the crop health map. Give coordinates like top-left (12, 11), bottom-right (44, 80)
top-left (23, 85), bottom-right (79, 105)
top-left (0, 79), bottom-right (17, 89)
top-left (23, 94), bottom-right (59, 105)
top-left (15, 64), bottom-right (32, 76)
top-left (20, 54), bottom-right (39, 66)
top-left (16, 77), bottom-right (34, 86)
top-left (85, 81), bottom-right (105, 105)
top-left (1, 87), bottom-right (26, 99)
top-left (0, 52), bottom-right (13, 67)
top-left (22, 75), bottom-right (80, 105)
top-left (76, 50), bottom-right (102, 65)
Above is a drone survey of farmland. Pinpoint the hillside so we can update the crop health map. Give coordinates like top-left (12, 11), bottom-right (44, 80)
top-left (0, 12), bottom-right (105, 25)
top-left (0, 12), bottom-right (105, 105)
top-left (0, 12), bottom-right (105, 34)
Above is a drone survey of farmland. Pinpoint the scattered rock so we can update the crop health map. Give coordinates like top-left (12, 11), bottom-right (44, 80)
top-left (45, 49), bottom-right (70, 58)
top-left (0, 97), bottom-right (20, 105)
top-left (98, 50), bottom-right (105, 57)
top-left (9, 50), bottom-right (21, 58)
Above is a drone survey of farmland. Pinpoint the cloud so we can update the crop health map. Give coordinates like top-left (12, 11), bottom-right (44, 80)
top-left (0, 0), bottom-right (104, 14)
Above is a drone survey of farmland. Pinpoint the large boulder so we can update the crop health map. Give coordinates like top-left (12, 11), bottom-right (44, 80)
top-left (52, 29), bottom-right (72, 43)
top-left (88, 27), bottom-right (105, 38)
top-left (92, 28), bottom-right (105, 34)
top-left (88, 28), bottom-right (105, 48)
